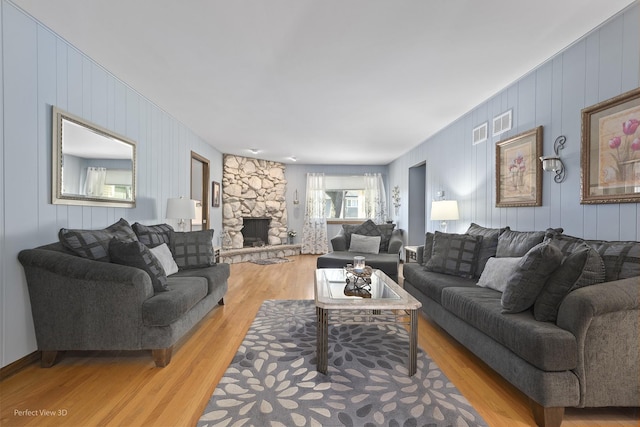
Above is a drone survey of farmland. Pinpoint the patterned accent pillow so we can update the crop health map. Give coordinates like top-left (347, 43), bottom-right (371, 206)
top-left (377, 223), bottom-right (396, 253)
top-left (421, 232), bottom-right (435, 266)
top-left (342, 220), bottom-right (381, 248)
top-left (59, 218), bottom-right (137, 262)
top-left (424, 231), bottom-right (482, 278)
top-left (466, 223), bottom-right (510, 277)
top-left (534, 242), bottom-right (605, 322)
top-left (109, 238), bottom-right (169, 293)
top-left (170, 229), bottom-right (215, 270)
top-left (501, 242), bottom-right (563, 314)
top-left (133, 223), bottom-right (174, 248)
top-left (585, 240), bottom-right (640, 281)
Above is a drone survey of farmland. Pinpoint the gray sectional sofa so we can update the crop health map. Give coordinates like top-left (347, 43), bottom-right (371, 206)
top-left (403, 223), bottom-right (639, 427)
top-left (317, 220), bottom-right (404, 281)
top-left (18, 219), bottom-right (230, 368)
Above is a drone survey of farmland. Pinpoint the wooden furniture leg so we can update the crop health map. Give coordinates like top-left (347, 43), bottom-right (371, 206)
top-left (218, 298), bottom-right (225, 305)
top-left (530, 399), bottom-right (564, 427)
top-left (152, 347), bottom-right (173, 368)
top-left (41, 351), bottom-right (58, 368)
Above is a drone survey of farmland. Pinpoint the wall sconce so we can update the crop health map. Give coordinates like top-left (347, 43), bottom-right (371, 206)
top-left (540, 135), bottom-right (566, 183)
top-left (431, 192), bottom-right (459, 233)
top-left (293, 189), bottom-right (300, 205)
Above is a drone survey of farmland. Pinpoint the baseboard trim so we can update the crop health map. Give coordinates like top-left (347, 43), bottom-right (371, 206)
top-left (0, 351), bottom-right (39, 381)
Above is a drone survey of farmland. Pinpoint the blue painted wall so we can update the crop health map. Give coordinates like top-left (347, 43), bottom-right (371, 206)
top-left (0, 2), bottom-right (224, 367)
top-left (389, 2), bottom-right (639, 245)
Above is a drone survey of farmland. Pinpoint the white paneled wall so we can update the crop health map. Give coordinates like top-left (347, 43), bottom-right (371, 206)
top-left (1, 2), bottom-right (223, 367)
top-left (389, 3), bottom-right (639, 246)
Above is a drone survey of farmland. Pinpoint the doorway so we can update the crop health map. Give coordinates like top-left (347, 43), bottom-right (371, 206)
top-left (408, 162), bottom-right (426, 245)
top-left (190, 151), bottom-right (210, 231)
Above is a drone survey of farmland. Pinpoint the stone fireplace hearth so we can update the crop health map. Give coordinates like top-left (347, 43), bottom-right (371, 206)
top-left (222, 155), bottom-right (289, 249)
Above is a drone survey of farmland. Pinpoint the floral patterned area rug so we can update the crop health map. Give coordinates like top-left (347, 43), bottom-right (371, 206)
top-left (197, 300), bottom-right (487, 427)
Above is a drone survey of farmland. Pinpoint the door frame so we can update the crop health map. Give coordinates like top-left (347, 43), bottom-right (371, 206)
top-left (190, 151), bottom-right (210, 230)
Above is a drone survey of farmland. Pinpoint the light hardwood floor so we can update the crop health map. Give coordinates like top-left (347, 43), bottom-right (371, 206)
top-left (1, 255), bottom-right (637, 426)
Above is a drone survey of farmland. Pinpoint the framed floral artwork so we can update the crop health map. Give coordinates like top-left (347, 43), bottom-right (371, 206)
top-left (581, 87), bottom-right (640, 204)
top-left (495, 126), bottom-right (543, 207)
top-left (212, 181), bottom-right (220, 207)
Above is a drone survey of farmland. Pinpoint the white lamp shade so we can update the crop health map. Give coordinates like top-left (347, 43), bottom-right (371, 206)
top-left (166, 197), bottom-right (196, 220)
top-left (431, 200), bottom-right (459, 221)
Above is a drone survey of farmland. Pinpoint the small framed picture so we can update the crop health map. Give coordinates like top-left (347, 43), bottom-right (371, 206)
top-left (495, 126), bottom-right (543, 207)
top-left (212, 181), bottom-right (220, 207)
top-left (581, 87), bottom-right (640, 204)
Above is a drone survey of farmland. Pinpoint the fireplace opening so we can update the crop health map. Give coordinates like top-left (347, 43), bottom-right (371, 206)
top-left (242, 217), bottom-right (271, 247)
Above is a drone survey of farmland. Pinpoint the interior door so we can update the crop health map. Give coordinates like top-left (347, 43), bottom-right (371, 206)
top-left (190, 151), bottom-right (210, 231)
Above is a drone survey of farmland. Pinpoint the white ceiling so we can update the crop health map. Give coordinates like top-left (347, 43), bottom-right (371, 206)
top-left (11, 0), bottom-right (635, 165)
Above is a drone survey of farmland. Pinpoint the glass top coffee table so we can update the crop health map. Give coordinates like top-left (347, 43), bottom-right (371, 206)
top-left (314, 268), bottom-right (422, 376)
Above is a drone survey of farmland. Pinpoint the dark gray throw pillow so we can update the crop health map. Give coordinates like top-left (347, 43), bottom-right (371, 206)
top-left (132, 223), bottom-right (174, 248)
top-left (59, 218), bottom-right (137, 262)
top-left (501, 242), bottom-right (563, 314)
top-left (533, 242), bottom-right (605, 322)
top-left (108, 238), bottom-right (169, 293)
top-left (496, 229), bottom-right (547, 258)
top-left (421, 232), bottom-right (435, 265)
top-left (343, 219), bottom-right (381, 249)
top-left (170, 229), bottom-right (215, 270)
top-left (424, 231), bottom-right (482, 279)
top-left (466, 223), bottom-right (510, 277)
top-left (585, 239), bottom-right (640, 281)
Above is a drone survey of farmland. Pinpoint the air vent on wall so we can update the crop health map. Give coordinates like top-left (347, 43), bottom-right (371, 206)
top-left (472, 122), bottom-right (488, 145)
top-left (492, 110), bottom-right (512, 136)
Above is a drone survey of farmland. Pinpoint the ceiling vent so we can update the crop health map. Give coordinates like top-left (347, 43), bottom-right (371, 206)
top-left (472, 122), bottom-right (488, 145)
top-left (492, 110), bottom-right (512, 137)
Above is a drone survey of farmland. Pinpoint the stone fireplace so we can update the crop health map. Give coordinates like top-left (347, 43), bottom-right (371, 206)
top-left (242, 217), bottom-right (270, 247)
top-left (222, 155), bottom-right (289, 249)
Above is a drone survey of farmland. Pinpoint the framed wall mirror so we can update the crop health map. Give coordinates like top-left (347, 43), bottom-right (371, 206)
top-left (52, 107), bottom-right (136, 208)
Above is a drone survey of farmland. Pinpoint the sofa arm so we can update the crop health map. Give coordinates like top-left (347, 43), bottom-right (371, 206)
top-left (556, 277), bottom-right (639, 407)
top-left (387, 229), bottom-right (405, 254)
top-left (18, 248), bottom-right (155, 351)
top-left (331, 229), bottom-right (348, 251)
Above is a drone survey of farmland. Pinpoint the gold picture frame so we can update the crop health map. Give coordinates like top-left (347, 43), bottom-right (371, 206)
top-left (496, 126), bottom-right (543, 207)
top-left (581, 87), bottom-right (640, 204)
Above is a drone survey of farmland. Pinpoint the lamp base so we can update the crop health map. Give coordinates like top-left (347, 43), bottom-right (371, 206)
top-left (440, 221), bottom-right (448, 233)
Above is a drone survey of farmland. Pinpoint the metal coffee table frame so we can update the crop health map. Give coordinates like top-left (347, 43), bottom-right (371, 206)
top-left (314, 268), bottom-right (422, 376)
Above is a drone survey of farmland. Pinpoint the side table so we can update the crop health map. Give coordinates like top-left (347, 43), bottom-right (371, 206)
top-left (404, 245), bottom-right (419, 263)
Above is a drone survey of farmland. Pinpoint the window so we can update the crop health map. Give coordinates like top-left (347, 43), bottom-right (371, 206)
top-left (324, 175), bottom-right (367, 221)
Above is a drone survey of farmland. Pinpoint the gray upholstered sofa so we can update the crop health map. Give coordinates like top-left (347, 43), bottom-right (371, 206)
top-left (403, 223), bottom-right (639, 427)
top-left (317, 220), bottom-right (404, 281)
top-left (18, 219), bottom-right (230, 368)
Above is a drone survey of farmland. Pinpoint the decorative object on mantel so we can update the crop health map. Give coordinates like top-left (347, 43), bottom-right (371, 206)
top-left (166, 197), bottom-right (196, 232)
top-left (392, 185), bottom-right (401, 216)
top-left (430, 192), bottom-right (459, 233)
top-left (540, 135), bottom-right (567, 183)
top-left (580, 87), bottom-right (640, 204)
top-left (496, 126), bottom-right (543, 207)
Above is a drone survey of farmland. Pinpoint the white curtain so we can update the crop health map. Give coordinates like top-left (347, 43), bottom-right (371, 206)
top-left (84, 167), bottom-right (107, 197)
top-left (364, 173), bottom-right (387, 224)
top-left (301, 173), bottom-right (328, 254)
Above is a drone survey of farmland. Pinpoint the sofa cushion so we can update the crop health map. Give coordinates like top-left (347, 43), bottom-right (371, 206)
top-left (142, 276), bottom-right (208, 326)
top-left (348, 234), bottom-right (381, 254)
top-left (466, 223), bottom-right (510, 277)
top-left (501, 242), bottom-right (563, 313)
top-left (108, 239), bottom-right (169, 293)
top-left (343, 220), bottom-right (380, 246)
top-left (150, 243), bottom-right (179, 276)
top-left (170, 230), bottom-right (215, 270)
top-left (376, 223), bottom-right (396, 253)
top-left (425, 231), bottom-right (482, 279)
top-left (402, 263), bottom-right (477, 304)
top-left (132, 223), bottom-right (174, 248)
top-left (172, 263), bottom-right (231, 294)
top-left (496, 229), bottom-right (546, 257)
top-left (421, 232), bottom-right (435, 265)
top-left (476, 256), bottom-right (521, 292)
top-left (534, 243), bottom-right (605, 322)
top-left (59, 218), bottom-right (138, 262)
top-left (441, 286), bottom-right (577, 371)
top-left (585, 240), bottom-right (640, 281)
